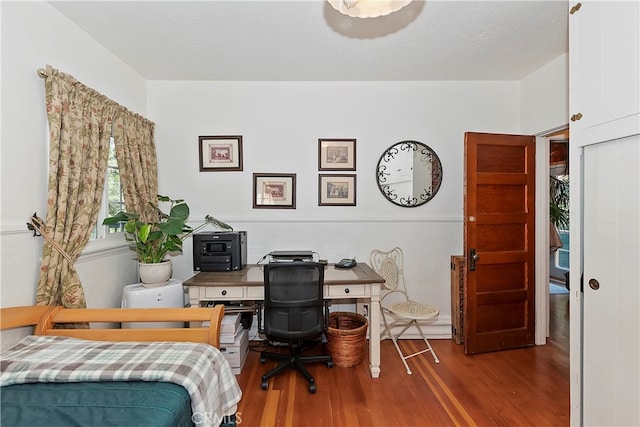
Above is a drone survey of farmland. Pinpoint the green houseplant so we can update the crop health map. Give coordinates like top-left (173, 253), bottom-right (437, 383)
top-left (103, 195), bottom-right (232, 284)
top-left (550, 175), bottom-right (570, 230)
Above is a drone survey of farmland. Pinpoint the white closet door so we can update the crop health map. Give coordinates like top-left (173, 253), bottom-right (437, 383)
top-left (583, 135), bottom-right (640, 426)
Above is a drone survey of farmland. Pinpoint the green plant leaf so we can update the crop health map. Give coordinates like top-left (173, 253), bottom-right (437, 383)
top-left (139, 223), bottom-right (151, 243)
top-left (102, 211), bottom-right (127, 225)
top-left (170, 203), bottom-right (190, 221)
top-left (163, 237), bottom-right (183, 252)
top-left (123, 220), bottom-right (136, 234)
top-left (146, 230), bottom-right (164, 242)
top-left (158, 217), bottom-right (185, 235)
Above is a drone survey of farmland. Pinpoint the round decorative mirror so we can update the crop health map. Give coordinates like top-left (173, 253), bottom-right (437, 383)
top-left (376, 140), bottom-right (443, 207)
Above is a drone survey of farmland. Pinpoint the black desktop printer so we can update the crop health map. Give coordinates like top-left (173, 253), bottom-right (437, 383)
top-left (193, 231), bottom-right (247, 272)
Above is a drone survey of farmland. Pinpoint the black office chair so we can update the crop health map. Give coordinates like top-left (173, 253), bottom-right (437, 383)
top-left (257, 262), bottom-right (333, 394)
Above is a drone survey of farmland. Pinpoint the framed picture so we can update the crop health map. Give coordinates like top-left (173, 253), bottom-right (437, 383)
top-left (318, 174), bottom-right (356, 206)
top-left (253, 173), bottom-right (296, 209)
top-left (198, 135), bottom-right (243, 171)
top-left (318, 138), bottom-right (356, 171)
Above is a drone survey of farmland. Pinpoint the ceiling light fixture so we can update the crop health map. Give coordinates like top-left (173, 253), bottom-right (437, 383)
top-left (327, 0), bottom-right (413, 18)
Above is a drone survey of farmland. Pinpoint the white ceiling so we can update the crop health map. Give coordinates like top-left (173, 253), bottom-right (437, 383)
top-left (49, 0), bottom-right (569, 81)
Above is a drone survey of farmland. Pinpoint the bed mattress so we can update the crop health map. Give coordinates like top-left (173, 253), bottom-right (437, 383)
top-left (1, 381), bottom-right (194, 427)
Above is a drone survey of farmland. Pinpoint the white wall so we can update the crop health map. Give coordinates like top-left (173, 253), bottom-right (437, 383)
top-left (148, 80), bottom-right (522, 332)
top-left (520, 53), bottom-right (569, 134)
top-left (0, 2), bottom-right (145, 326)
top-left (1, 1), bottom-right (569, 342)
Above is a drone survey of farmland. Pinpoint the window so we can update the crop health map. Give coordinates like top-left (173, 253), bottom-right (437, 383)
top-left (92, 137), bottom-right (125, 239)
top-left (556, 229), bottom-right (570, 270)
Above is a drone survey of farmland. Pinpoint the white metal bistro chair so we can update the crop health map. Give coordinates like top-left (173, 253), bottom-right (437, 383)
top-left (370, 247), bottom-right (440, 374)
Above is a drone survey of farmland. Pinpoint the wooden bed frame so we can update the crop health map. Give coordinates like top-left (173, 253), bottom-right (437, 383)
top-left (0, 305), bottom-right (225, 347)
top-left (1, 305), bottom-right (239, 427)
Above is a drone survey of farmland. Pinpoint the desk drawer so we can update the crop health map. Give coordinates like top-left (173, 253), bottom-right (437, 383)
top-left (203, 286), bottom-right (244, 299)
top-left (246, 286), bottom-right (264, 299)
top-left (326, 284), bottom-right (367, 298)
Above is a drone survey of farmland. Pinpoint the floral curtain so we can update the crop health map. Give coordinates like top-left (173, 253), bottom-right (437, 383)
top-left (35, 65), bottom-right (157, 308)
top-left (113, 110), bottom-right (157, 223)
top-left (36, 67), bottom-right (116, 307)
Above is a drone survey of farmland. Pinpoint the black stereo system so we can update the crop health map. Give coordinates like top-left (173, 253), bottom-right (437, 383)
top-left (193, 231), bottom-right (247, 272)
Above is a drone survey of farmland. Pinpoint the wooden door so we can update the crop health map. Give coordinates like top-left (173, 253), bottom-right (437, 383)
top-left (463, 132), bottom-right (536, 354)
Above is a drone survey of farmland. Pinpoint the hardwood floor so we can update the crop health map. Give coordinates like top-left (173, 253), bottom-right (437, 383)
top-left (235, 294), bottom-right (570, 426)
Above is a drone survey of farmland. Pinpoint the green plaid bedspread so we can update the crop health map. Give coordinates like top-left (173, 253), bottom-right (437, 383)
top-left (0, 335), bottom-right (242, 426)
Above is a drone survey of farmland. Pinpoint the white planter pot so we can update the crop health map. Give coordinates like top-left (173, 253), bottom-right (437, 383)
top-left (138, 260), bottom-right (172, 287)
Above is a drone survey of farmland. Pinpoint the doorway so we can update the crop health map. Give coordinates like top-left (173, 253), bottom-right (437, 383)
top-left (533, 126), bottom-right (570, 344)
top-left (548, 132), bottom-right (569, 294)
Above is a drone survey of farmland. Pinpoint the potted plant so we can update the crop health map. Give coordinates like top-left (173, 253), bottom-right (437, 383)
top-left (103, 195), bottom-right (232, 285)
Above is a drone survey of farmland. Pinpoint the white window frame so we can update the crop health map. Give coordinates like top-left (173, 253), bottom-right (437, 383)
top-left (83, 136), bottom-right (128, 255)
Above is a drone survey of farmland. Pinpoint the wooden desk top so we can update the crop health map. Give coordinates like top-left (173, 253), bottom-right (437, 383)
top-left (183, 263), bottom-right (385, 287)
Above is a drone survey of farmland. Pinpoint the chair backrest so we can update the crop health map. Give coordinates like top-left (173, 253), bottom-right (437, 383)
top-left (263, 261), bottom-right (325, 341)
top-left (369, 247), bottom-right (406, 293)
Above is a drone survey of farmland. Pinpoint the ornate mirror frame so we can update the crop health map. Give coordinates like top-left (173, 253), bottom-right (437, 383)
top-left (376, 140), bottom-right (443, 207)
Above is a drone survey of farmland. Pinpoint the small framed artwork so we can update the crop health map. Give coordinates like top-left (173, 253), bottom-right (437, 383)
top-left (318, 174), bottom-right (356, 206)
top-left (318, 138), bottom-right (356, 171)
top-left (253, 173), bottom-right (296, 209)
top-left (198, 135), bottom-right (243, 171)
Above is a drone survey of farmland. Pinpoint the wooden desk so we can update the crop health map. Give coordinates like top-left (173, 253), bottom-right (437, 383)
top-left (184, 263), bottom-right (385, 378)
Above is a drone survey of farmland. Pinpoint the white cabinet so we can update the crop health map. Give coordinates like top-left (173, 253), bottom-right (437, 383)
top-left (569, 1), bottom-right (640, 425)
top-left (569, 1), bottom-right (640, 142)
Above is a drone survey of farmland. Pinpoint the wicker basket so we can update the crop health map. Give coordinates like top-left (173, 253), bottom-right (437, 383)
top-left (326, 311), bottom-right (368, 367)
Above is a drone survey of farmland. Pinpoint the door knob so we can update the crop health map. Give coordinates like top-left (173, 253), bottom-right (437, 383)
top-left (469, 248), bottom-right (479, 271)
top-left (588, 278), bottom-right (600, 290)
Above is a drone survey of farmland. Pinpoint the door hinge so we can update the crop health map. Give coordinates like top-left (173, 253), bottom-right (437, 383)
top-left (570, 112), bottom-right (583, 122)
top-left (570, 2), bottom-right (582, 15)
